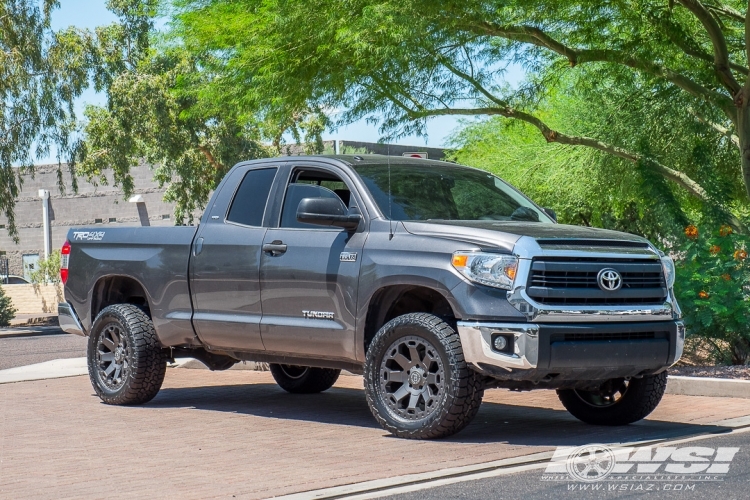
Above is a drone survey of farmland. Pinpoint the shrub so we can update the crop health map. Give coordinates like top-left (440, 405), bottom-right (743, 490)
top-left (673, 225), bottom-right (750, 365)
top-left (29, 250), bottom-right (61, 285)
top-left (0, 286), bottom-right (17, 327)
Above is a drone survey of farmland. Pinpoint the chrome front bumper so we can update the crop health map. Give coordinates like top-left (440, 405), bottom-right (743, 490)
top-left (457, 320), bottom-right (685, 372)
top-left (58, 302), bottom-right (85, 336)
top-left (457, 322), bottom-right (539, 370)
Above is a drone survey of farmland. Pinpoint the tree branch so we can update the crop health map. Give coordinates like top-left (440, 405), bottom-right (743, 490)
top-left (435, 54), bottom-right (506, 107)
top-left (412, 106), bottom-right (746, 231)
top-left (468, 22), bottom-right (736, 116)
top-left (197, 145), bottom-right (223, 171)
top-left (688, 108), bottom-right (740, 147)
top-left (663, 24), bottom-right (748, 76)
top-left (704, 3), bottom-right (745, 23)
top-left (676, 0), bottom-right (742, 94)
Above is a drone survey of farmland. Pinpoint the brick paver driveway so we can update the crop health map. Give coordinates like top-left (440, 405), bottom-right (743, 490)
top-left (1, 369), bottom-right (748, 499)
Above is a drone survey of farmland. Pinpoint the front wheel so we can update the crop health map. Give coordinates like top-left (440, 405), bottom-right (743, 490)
top-left (557, 372), bottom-right (668, 426)
top-left (364, 313), bottom-right (484, 439)
top-left (87, 304), bottom-right (167, 405)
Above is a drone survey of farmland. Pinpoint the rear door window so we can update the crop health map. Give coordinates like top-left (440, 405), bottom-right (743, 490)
top-left (226, 167), bottom-right (278, 226)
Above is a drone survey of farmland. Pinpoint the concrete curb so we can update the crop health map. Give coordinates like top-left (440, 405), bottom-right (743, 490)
top-left (0, 326), bottom-right (67, 339)
top-left (0, 357), bottom-right (87, 385)
top-left (666, 375), bottom-right (750, 399)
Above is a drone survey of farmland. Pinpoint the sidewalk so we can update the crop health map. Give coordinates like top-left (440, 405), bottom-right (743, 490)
top-left (1, 369), bottom-right (749, 499)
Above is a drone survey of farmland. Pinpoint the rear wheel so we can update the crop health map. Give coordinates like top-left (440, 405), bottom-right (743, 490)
top-left (87, 304), bottom-right (167, 405)
top-left (557, 372), bottom-right (668, 426)
top-left (364, 313), bottom-right (484, 439)
top-left (269, 364), bottom-right (341, 393)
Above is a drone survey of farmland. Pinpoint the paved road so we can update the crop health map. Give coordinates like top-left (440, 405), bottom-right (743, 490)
top-left (2, 369), bottom-right (749, 499)
top-left (384, 429), bottom-right (750, 500)
top-left (0, 330), bottom-right (87, 370)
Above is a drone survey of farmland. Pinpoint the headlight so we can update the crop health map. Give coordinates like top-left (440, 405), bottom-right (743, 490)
top-left (452, 252), bottom-right (518, 290)
top-left (661, 255), bottom-right (676, 289)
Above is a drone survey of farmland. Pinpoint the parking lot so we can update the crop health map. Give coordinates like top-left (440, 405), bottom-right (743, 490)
top-left (2, 367), bottom-right (749, 499)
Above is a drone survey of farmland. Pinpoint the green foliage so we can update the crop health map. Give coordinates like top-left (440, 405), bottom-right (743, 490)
top-left (0, 286), bottom-right (17, 327)
top-left (77, 46), bottom-right (274, 223)
top-left (0, 0), bottom-right (101, 240)
top-left (447, 69), bottom-right (747, 241)
top-left (673, 226), bottom-right (750, 364)
top-left (167, 0), bottom-right (750, 203)
top-left (29, 250), bottom-right (61, 285)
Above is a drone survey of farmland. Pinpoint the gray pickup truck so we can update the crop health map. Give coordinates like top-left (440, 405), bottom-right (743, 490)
top-left (59, 155), bottom-right (684, 439)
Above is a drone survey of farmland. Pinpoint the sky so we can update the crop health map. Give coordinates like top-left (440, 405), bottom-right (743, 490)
top-left (39, 1), bottom-right (524, 163)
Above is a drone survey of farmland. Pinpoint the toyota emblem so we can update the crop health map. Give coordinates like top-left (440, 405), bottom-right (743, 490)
top-left (597, 268), bottom-right (622, 291)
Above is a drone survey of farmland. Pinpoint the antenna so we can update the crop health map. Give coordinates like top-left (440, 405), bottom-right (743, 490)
top-left (388, 144), bottom-right (393, 240)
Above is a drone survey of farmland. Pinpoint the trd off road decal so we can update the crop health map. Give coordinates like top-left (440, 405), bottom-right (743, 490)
top-left (73, 231), bottom-right (105, 241)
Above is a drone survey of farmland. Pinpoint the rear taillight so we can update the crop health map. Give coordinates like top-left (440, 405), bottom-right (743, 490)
top-left (61, 240), bottom-right (70, 284)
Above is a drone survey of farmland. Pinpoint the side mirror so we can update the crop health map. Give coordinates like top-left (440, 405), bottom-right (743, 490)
top-left (542, 207), bottom-right (557, 223)
top-left (297, 197), bottom-right (361, 230)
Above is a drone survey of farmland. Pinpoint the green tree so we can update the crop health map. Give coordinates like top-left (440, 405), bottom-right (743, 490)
top-left (0, 0), bottom-right (100, 240)
top-left (449, 69), bottom-right (747, 239)
top-left (29, 250), bottom-right (61, 285)
top-left (77, 2), bottom-right (338, 218)
top-left (77, 47), bottom-right (274, 223)
top-left (168, 0), bottom-right (750, 221)
top-left (0, 286), bottom-right (16, 327)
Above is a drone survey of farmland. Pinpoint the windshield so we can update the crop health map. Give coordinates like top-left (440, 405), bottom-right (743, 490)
top-left (353, 163), bottom-right (553, 223)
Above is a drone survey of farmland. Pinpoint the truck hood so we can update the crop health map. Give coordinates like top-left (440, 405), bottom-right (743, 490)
top-left (401, 220), bottom-right (649, 251)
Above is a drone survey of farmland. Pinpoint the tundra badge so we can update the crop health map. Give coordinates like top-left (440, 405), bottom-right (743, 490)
top-left (340, 252), bottom-right (358, 262)
top-left (302, 310), bottom-right (335, 320)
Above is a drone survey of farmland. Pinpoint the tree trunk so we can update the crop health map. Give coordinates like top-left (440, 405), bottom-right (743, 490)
top-left (738, 103), bottom-right (750, 200)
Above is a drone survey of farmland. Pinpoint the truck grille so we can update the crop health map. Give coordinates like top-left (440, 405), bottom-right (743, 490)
top-left (527, 258), bottom-right (667, 306)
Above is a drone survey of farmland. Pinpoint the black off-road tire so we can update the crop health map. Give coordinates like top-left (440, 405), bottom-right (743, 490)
top-left (364, 313), bottom-right (484, 439)
top-left (269, 364), bottom-right (341, 394)
top-left (87, 304), bottom-right (167, 405)
top-left (557, 372), bottom-right (668, 426)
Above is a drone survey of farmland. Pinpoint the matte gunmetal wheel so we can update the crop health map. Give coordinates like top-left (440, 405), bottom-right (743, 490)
top-left (87, 304), bottom-right (167, 405)
top-left (95, 322), bottom-right (131, 391)
top-left (365, 313), bottom-right (483, 439)
top-left (557, 372), bottom-right (667, 426)
top-left (379, 335), bottom-right (446, 421)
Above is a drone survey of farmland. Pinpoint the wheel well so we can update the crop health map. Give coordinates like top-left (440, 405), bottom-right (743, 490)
top-left (91, 276), bottom-right (151, 321)
top-left (364, 285), bottom-right (456, 353)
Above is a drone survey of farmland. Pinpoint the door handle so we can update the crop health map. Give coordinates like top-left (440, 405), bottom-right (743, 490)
top-left (193, 237), bottom-right (204, 256)
top-left (262, 240), bottom-right (287, 256)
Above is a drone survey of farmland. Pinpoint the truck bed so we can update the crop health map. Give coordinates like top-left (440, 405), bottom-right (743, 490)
top-left (64, 226), bottom-right (199, 346)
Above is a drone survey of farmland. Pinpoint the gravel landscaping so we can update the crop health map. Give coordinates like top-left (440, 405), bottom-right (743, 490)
top-left (669, 365), bottom-right (750, 379)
